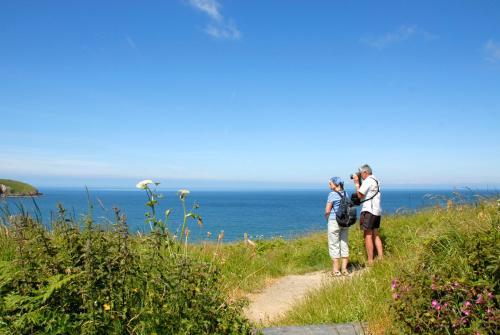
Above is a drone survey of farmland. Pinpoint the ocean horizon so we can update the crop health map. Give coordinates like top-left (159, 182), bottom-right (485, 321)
top-left (2, 187), bottom-right (498, 242)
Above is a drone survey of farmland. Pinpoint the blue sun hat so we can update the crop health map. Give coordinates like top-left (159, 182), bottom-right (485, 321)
top-left (329, 176), bottom-right (344, 186)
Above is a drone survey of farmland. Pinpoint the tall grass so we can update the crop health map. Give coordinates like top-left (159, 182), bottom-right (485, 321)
top-left (184, 217), bottom-right (379, 298)
top-left (273, 201), bottom-right (499, 334)
top-left (1, 185), bottom-right (497, 334)
top-left (0, 184), bottom-right (252, 334)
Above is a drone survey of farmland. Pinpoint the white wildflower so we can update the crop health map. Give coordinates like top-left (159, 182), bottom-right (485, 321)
top-left (136, 179), bottom-right (155, 189)
top-left (178, 189), bottom-right (190, 200)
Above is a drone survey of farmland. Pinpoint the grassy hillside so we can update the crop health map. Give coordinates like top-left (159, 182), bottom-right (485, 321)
top-left (187, 200), bottom-right (498, 334)
top-left (0, 179), bottom-right (39, 196)
top-left (199, 226), bottom-right (365, 294)
top-left (269, 201), bottom-right (499, 334)
top-left (0, 190), bottom-right (497, 334)
top-left (189, 200), bottom-right (497, 334)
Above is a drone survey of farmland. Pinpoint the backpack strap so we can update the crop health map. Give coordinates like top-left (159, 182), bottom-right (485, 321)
top-left (333, 190), bottom-right (347, 215)
top-left (334, 190), bottom-right (346, 199)
top-left (360, 177), bottom-right (379, 204)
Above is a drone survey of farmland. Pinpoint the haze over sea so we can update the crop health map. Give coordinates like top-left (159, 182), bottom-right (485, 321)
top-left (3, 187), bottom-right (496, 242)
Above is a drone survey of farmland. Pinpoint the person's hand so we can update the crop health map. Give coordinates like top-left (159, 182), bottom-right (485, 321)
top-left (352, 174), bottom-right (359, 183)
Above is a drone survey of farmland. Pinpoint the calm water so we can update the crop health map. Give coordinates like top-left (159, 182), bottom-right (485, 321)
top-left (1, 188), bottom-right (497, 242)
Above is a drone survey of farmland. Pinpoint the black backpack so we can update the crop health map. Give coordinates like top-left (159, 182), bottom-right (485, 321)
top-left (335, 191), bottom-right (357, 228)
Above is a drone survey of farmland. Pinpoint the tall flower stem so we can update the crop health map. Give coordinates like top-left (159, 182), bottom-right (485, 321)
top-left (144, 188), bottom-right (154, 231)
top-left (179, 198), bottom-right (187, 242)
top-left (147, 188), bottom-right (156, 217)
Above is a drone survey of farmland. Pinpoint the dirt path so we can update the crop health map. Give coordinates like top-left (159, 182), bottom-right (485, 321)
top-left (244, 269), bottom-right (364, 325)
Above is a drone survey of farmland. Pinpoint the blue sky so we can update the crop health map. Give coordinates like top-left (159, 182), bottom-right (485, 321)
top-left (1, 0), bottom-right (499, 189)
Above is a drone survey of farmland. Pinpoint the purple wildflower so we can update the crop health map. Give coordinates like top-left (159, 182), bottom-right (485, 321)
top-left (392, 293), bottom-right (400, 300)
top-left (475, 294), bottom-right (484, 304)
top-left (391, 279), bottom-right (398, 291)
top-left (431, 283), bottom-right (437, 290)
top-left (487, 292), bottom-right (494, 300)
top-left (464, 301), bottom-right (472, 308)
top-left (431, 300), bottom-right (442, 311)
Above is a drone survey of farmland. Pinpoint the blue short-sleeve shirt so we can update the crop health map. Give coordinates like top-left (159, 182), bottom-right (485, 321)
top-left (327, 191), bottom-right (349, 220)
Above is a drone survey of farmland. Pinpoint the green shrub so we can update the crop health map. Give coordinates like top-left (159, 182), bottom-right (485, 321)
top-left (391, 205), bottom-right (499, 334)
top-left (0, 183), bottom-right (252, 334)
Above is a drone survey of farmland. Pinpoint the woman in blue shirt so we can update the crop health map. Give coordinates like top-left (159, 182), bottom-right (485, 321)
top-left (325, 177), bottom-right (350, 276)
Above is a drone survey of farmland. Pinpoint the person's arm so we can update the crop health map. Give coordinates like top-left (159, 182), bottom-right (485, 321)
top-left (352, 174), bottom-right (366, 199)
top-left (325, 202), bottom-right (333, 221)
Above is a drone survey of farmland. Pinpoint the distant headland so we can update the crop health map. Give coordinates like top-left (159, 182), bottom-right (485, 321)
top-left (0, 179), bottom-right (42, 197)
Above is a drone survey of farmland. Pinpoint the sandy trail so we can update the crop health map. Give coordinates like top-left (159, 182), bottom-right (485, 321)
top-left (244, 268), bottom-right (364, 325)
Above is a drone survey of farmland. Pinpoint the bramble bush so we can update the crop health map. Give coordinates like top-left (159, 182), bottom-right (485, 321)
top-left (0, 181), bottom-right (252, 334)
top-left (391, 202), bottom-right (499, 334)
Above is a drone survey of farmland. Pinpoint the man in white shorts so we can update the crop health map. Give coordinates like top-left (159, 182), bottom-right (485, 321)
top-left (352, 164), bottom-right (383, 266)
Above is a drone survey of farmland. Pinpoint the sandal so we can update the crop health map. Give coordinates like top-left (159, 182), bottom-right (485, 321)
top-left (341, 270), bottom-right (349, 276)
top-left (332, 271), bottom-right (342, 277)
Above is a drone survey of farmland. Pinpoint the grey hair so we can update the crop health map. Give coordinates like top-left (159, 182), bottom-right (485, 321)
top-left (359, 164), bottom-right (372, 175)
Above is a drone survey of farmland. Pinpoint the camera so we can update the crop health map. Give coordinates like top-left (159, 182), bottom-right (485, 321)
top-left (350, 172), bottom-right (362, 206)
top-left (350, 172), bottom-right (362, 184)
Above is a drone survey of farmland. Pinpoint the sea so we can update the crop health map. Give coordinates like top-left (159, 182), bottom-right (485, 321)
top-left (1, 188), bottom-right (497, 242)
